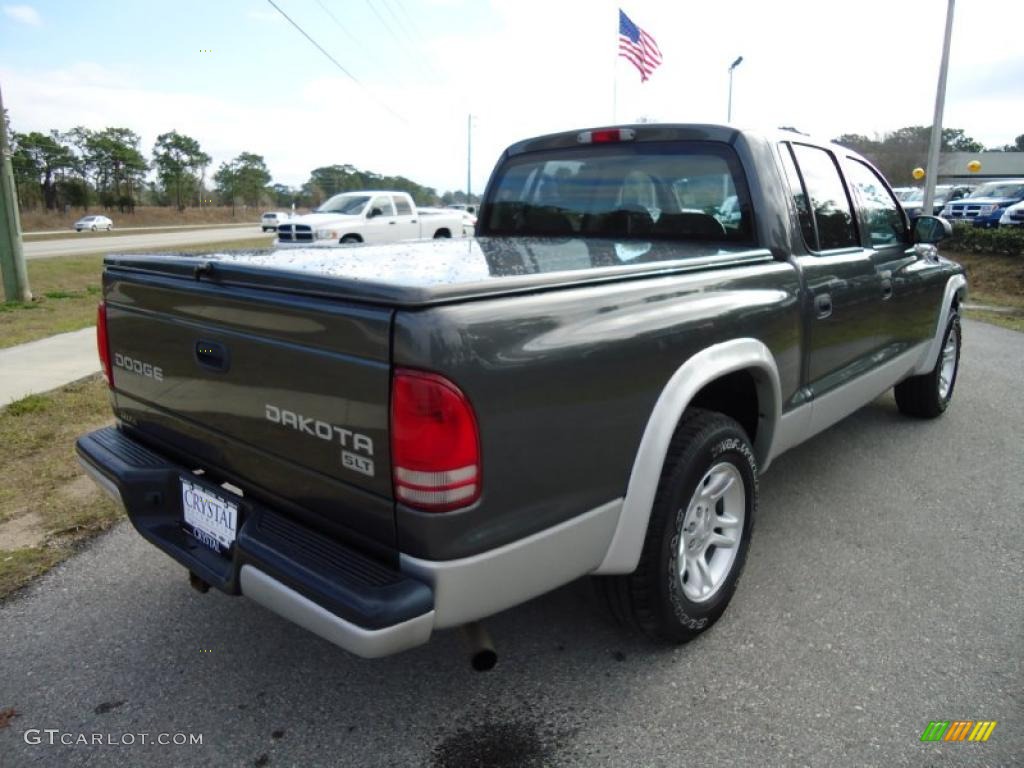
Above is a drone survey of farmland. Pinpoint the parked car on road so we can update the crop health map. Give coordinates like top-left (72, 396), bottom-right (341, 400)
top-left (998, 199), bottom-right (1024, 227)
top-left (78, 125), bottom-right (965, 665)
top-left (261, 212), bottom-right (290, 232)
top-left (276, 191), bottom-right (465, 246)
top-left (941, 180), bottom-right (1024, 227)
top-left (900, 185), bottom-right (971, 221)
top-left (74, 215), bottom-right (113, 232)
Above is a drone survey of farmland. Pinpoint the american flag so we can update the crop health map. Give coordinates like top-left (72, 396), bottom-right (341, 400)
top-left (618, 9), bottom-right (662, 82)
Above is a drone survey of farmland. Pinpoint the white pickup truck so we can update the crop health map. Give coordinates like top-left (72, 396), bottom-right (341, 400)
top-left (276, 190), bottom-right (466, 246)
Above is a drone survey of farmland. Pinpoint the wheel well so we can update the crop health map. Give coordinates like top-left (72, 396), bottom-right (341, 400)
top-left (341, 234), bottom-right (363, 243)
top-left (433, 228), bottom-right (451, 238)
top-left (688, 370), bottom-right (759, 443)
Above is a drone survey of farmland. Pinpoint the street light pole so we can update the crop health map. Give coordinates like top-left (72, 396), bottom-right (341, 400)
top-left (922, 0), bottom-right (956, 218)
top-left (727, 56), bottom-right (743, 123)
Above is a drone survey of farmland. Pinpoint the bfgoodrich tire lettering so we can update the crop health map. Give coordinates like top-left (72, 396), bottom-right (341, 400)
top-left (895, 312), bottom-right (961, 418)
top-left (595, 408), bottom-right (757, 643)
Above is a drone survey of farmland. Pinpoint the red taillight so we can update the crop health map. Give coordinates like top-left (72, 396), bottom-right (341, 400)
top-left (577, 128), bottom-right (636, 144)
top-left (96, 302), bottom-right (113, 388)
top-left (391, 369), bottom-right (480, 512)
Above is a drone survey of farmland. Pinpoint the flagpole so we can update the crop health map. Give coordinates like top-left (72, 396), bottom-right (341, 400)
top-left (612, 10), bottom-right (618, 124)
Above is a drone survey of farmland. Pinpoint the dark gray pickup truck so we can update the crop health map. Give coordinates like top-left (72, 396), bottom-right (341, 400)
top-left (77, 125), bottom-right (966, 666)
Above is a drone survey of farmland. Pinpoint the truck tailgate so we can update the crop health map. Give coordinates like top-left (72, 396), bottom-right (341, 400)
top-left (104, 266), bottom-right (395, 549)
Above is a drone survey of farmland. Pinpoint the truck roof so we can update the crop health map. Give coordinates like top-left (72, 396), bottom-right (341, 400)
top-left (104, 238), bottom-right (773, 308)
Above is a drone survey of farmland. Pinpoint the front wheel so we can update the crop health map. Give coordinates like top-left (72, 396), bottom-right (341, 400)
top-left (340, 235), bottom-right (361, 245)
top-left (595, 408), bottom-right (757, 643)
top-left (895, 312), bottom-right (961, 418)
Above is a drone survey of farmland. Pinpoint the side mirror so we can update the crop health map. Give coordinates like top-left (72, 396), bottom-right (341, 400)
top-left (913, 215), bottom-right (951, 244)
top-left (368, 207), bottom-right (383, 219)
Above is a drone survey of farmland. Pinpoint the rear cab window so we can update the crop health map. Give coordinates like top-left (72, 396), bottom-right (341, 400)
top-left (482, 141), bottom-right (756, 245)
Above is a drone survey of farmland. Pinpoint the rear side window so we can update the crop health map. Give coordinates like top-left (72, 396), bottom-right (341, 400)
top-left (777, 144), bottom-right (816, 249)
top-left (789, 143), bottom-right (858, 251)
top-left (394, 197), bottom-right (413, 215)
top-left (844, 159), bottom-right (907, 248)
top-left (371, 196), bottom-right (395, 217)
top-left (483, 141), bottom-right (755, 244)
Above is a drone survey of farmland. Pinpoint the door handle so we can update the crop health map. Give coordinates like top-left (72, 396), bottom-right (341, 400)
top-left (815, 293), bottom-right (833, 319)
top-left (388, 221), bottom-right (397, 225)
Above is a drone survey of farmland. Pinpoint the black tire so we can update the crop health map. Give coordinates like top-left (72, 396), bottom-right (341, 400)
top-left (895, 312), bottom-right (961, 418)
top-left (340, 235), bottom-right (361, 244)
top-left (433, 229), bottom-right (451, 239)
top-left (595, 408), bottom-right (757, 643)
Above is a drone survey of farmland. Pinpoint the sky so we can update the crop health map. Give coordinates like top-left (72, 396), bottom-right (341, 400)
top-left (1, 0), bottom-right (1022, 196)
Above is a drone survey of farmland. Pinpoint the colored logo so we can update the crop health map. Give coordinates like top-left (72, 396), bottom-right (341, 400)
top-left (920, 721), bottom-right (997, 742)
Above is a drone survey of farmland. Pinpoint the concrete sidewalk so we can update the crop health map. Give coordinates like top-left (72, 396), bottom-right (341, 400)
top-left (0, 327), bottom-right (100, 404)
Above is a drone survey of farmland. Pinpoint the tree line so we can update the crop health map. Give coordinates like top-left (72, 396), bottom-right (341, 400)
top-left (831, 126), bottom-right (1024, 186)
top-left (4, 115), bottom-right (474, 214)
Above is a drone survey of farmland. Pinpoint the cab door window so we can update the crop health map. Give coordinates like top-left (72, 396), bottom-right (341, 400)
top-left (789, 143), bottom-right (859, 251)
top-left (844, 159), bottom-right (907, 248)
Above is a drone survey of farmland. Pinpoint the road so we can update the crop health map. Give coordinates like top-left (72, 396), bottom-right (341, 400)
top-left (25, 223), bottom-right (256, 237)
top-left (1, 320), bottom-right (1021, 767)
top-left (24, 226), bottom-right (268, 259)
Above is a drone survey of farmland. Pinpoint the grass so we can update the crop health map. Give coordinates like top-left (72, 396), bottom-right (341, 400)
top-left (0, 375), bottom-right (121, 600)
top-left (964, 310), bottom-right (1024, 333)
top-left (944, 250), bottom-right (1024, 333)
top-left (0, 237), bottom-right (273, 349)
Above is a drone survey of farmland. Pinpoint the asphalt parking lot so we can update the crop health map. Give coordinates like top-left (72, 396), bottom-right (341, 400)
top-left (1, 319), bottom-right (1021, 768)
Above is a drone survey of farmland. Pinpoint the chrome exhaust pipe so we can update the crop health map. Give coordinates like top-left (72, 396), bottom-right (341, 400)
top-left (459, 622), bottom-right (497, 671)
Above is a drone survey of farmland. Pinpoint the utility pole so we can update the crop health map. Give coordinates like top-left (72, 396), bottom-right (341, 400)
top-left (922, 0), bottom-right (956, 219)
top-left (466, 113), bottom-right (473, 204)
top-left (0, 82), bottom-right (31, 303)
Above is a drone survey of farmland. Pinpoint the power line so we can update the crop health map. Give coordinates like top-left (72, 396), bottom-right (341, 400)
top-left (378, 0), bottom-right (418, 47)
top-left (364, 0), bottom-right (444, 82)
top-left (313, 0), bottom-right (415, 90)
top-left (363, 0), bottom-right (409, 51)
top-left (264, 0), bottom-right (409, 125)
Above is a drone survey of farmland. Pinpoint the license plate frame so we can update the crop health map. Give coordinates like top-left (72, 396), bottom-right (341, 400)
top-left (180, 476), bottom-right (239, 554)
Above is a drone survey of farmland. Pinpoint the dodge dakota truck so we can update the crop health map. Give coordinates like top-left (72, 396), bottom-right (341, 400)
top-left (275, 190), bottom-right (464, 246)
top-left (77, 124), bottom-right (965, 667)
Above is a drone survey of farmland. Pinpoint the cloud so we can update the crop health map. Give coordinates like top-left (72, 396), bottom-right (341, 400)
top-left (3, 4), bottom-right (40, 26)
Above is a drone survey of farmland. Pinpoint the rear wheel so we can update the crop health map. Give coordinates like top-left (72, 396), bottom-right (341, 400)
top-left (433, 229), bottom-right (451, 239)
top-left (595, 408), bottom-right (757, 643)
top-left (895, 312), bottom-right (961, 418)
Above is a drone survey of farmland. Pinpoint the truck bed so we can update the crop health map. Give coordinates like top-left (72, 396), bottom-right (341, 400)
top-left (104, 236), bottom-right (775, 307)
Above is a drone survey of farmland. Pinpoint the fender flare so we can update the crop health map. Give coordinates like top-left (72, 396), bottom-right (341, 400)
top-left (594, 338), bottom-right (781, 575)
top-left (914, 274), bottom-right (967, 375)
